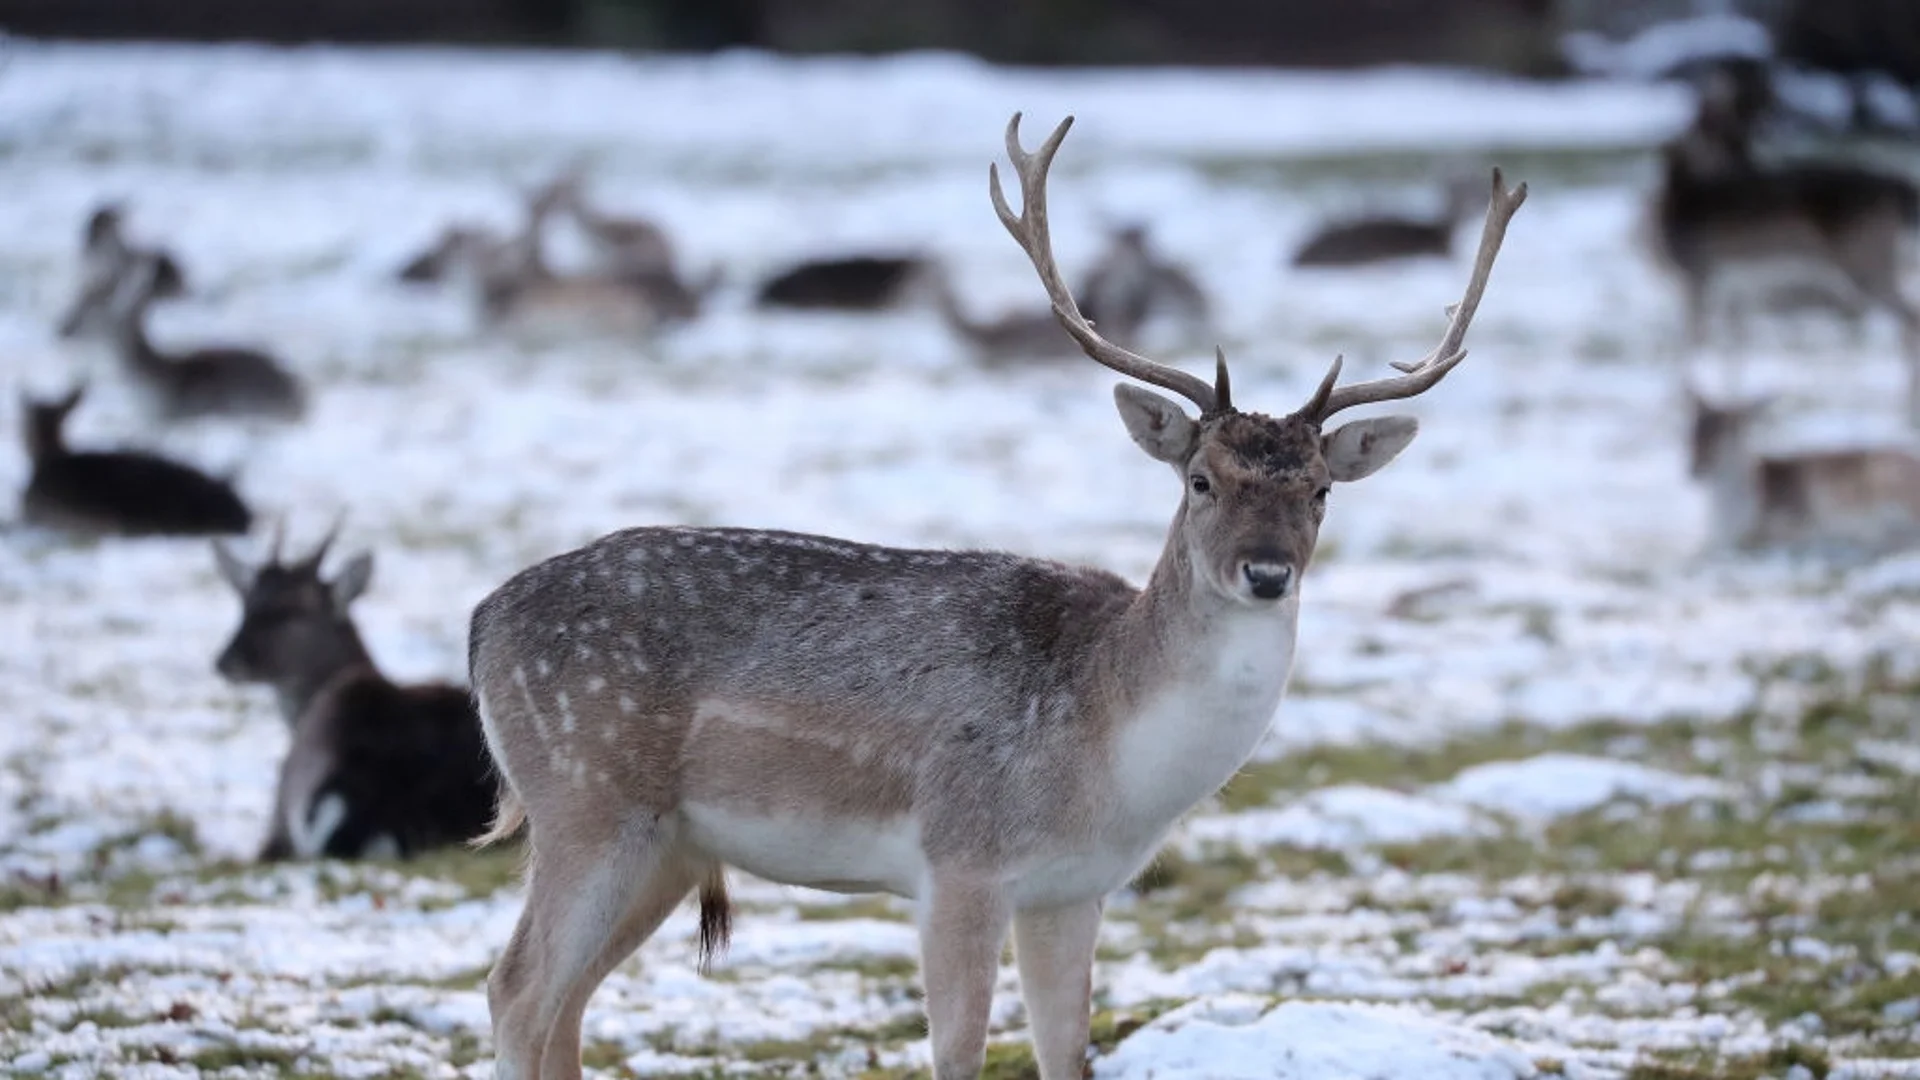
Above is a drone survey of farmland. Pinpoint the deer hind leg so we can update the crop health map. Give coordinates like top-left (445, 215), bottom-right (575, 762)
top-left (487, 815), bottom-right (693, 1080)
top-left (539, 850), bottom-right (708, 1080)
top-left (918, 876), bottom-right (1013, 1080)
top-left (1012, 899), bottom-right (1103, 1080)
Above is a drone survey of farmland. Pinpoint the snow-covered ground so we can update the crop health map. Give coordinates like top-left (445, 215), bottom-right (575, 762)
top-left (2, 43), bottom-right (1918, 1079)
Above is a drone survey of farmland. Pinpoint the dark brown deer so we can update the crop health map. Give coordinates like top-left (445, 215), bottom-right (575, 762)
top-left (1653, 79), bottom-right (1920, 415)
top-left (57, 203), bottom-right (187, 339)
top-left (1289, 174), bottom-right (1487, 268)
top-left (466, 113), bottom-right (1525, 1080)
top-left (19, 384), bottom-right (250, 537)
top-left (212, 526), bottom-right (495, 861)
top-left (755, 254), bottom-right (933, 311)
top-left (107, 261), bottom-right (307, 422)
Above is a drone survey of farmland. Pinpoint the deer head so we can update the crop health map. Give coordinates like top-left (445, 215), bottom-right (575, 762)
top-left (20, 384), bottom-right (86, 463)
top-left (991, 114), bottom-right (1527, 604)
top-left (212, 522), bottom-right (374, 707)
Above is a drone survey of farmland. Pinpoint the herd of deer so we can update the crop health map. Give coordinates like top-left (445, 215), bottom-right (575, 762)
top-left (12, 96), bottom-right (1920, 1076)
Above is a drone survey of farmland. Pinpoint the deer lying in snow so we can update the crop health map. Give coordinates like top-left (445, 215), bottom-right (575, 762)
top-left (531, 167), bottom-right (679, 279)
top-left (1688, 388), bottom-right (1920, 555)
top-left (107, 260), bottom-right (307, 422)
top-left (467, 113), bottom-right (1526, 1080)
top-left (214, 526), bottom-right (494, 861)
top-left (755, 253), bottom-right (934, 311)
top-left (19, 384), bottom-right (250, 537)
top-left (57, 202), bottom-right (187, 339)
top-left (1289, 174), bottom-right (1488, 268)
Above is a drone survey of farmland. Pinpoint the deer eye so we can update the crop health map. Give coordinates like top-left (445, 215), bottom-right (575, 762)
top-left (1314, 487), bottom-right (1331, 502)
top-left (1189, 475), bottom-right (1212, 496)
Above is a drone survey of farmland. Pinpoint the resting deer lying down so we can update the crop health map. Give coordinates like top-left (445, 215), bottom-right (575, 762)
top-left (429, 223), bottom-right (710, 337)
top-left (468, 113), bottom-right (1526, 1080)
top-left (107, 260), bottom-right (307, 422)
top-left (755, 253), bottom-right (933, 311)
top-left (532, 167), bottom-right (678, 278)
top-left (214, 526), bottom-right (494, 861)
top-left (19, 384), bottom-right (250, 537)
top-left (1289, 174), bottom-right (1488, 268)
top-left (1688, 389), bottom-right (1920, 555)
top-left (57, 202), bottom-right (187, 339)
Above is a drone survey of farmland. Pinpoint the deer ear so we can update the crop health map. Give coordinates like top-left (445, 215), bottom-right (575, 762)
top-left (212, 541), bottom-right (251, 594)
top-left (1323, 416), bottom-right (1419, 482)
top-left (330, 552), bottom-right (373, 609)
top-left (1114, 384), bottom-right (1198, 465)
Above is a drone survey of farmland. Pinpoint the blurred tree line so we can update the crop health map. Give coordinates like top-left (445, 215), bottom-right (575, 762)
top-left (0, 0), bottom-right (1913, 84)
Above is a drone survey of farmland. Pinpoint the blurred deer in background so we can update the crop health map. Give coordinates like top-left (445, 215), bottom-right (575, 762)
top-left (57, 202), bottom-right (187, 339)
top-left (466, 113), bottom-right (1526, 1080)
top-left (1687, 387), bottom-right (1920, 555)
top-left (213, 525), bottom-right (495, 861)
top-left (754, 253), bottom-right (935, 311)
top-left (107, 260), bottom-right (307, 422)
top-left (1652, 73), bottom-right (1920, 414)
top-left (1289, 172), bottom-right (1488, 268)
top-left (19, 384), bottom-right (250, 537)
top-left (1078, 222), bottom-right (1211, 343)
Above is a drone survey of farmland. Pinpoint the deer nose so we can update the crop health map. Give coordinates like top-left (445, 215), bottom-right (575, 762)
top-left (1242, 561), bottom-right (1294, 600)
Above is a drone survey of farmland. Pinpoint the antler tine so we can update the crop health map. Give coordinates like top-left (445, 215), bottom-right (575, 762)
top-left (1313, 167), bottom-right (1528, 421)
top-left (990, 113), bottom-right (1224, 415)
top-left (297, 511), bottom-right (347, 575)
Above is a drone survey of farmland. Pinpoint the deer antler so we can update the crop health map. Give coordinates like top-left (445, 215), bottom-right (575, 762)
top-left (296, 511), bottom-right (348, 575)
top-left (1307, 168), bottom-right (1527, 422)
top-left (991, 114), bottom-right (1229, 415)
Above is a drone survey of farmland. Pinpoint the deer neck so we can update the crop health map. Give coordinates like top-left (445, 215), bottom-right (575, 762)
top-left (113, 305), bottom-right (165, 373)
top-left (1096, 510), bottom-right (1300, 834)
top-left (273, 628), bottom-right (377, 727)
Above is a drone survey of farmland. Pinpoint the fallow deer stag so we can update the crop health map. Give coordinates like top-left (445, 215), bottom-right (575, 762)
top-left (468, 114), bottom-right (1526, 1080)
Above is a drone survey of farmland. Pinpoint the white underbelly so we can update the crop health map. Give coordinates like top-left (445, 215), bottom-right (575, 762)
top-left (681, 802), bottom-right (925, 897)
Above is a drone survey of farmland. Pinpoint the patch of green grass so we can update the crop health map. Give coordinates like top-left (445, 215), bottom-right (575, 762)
top-left (811, 953), bottom-right (920, 980)
top-left (384, 842), bottom-right (528, 900)
top-left (1625, 1043), bottom-right (1831, 1080)
top-left (793, 894), bottom-right (910, 922)
top-left (185, 1040), bottom-right (307, 1072)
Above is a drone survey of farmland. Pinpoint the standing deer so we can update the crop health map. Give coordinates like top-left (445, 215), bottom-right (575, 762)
top-left (214, 526), bottom-right (495, 860)
top-left (467, 114), bottom-right (1526, 1080)
top-left (1652, 79), bottom-right (1920, 413)
top-left (1687, 387), bottom-right (1920, 555)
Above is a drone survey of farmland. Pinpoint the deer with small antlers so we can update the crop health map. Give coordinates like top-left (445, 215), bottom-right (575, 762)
top-left (214, 524), bottom-right (495, 861)
top-left (467, 114), bottom-right (1525, 1080)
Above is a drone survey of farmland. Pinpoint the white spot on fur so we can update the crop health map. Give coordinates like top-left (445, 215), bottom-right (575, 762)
top-left (536, 659), bottom-right (553, 678)
top-left (556, 690), bottom-right (577, 735)
top-left (586, 675), bottom-right (607, 694)
top-left (618, 693), bottom-right (637, 715)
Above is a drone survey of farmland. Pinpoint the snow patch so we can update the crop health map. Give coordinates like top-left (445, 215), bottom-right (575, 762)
top-left (1095, 996), bottom-right (1536, 1079)
top-left (1436, 754), bottom-right (1728, 821)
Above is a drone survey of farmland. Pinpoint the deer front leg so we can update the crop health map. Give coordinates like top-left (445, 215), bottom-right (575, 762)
top-left (919, 875), bottom-right (1012, 1080)
top-left (1013, 899), bottom-right (1102, 1080)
